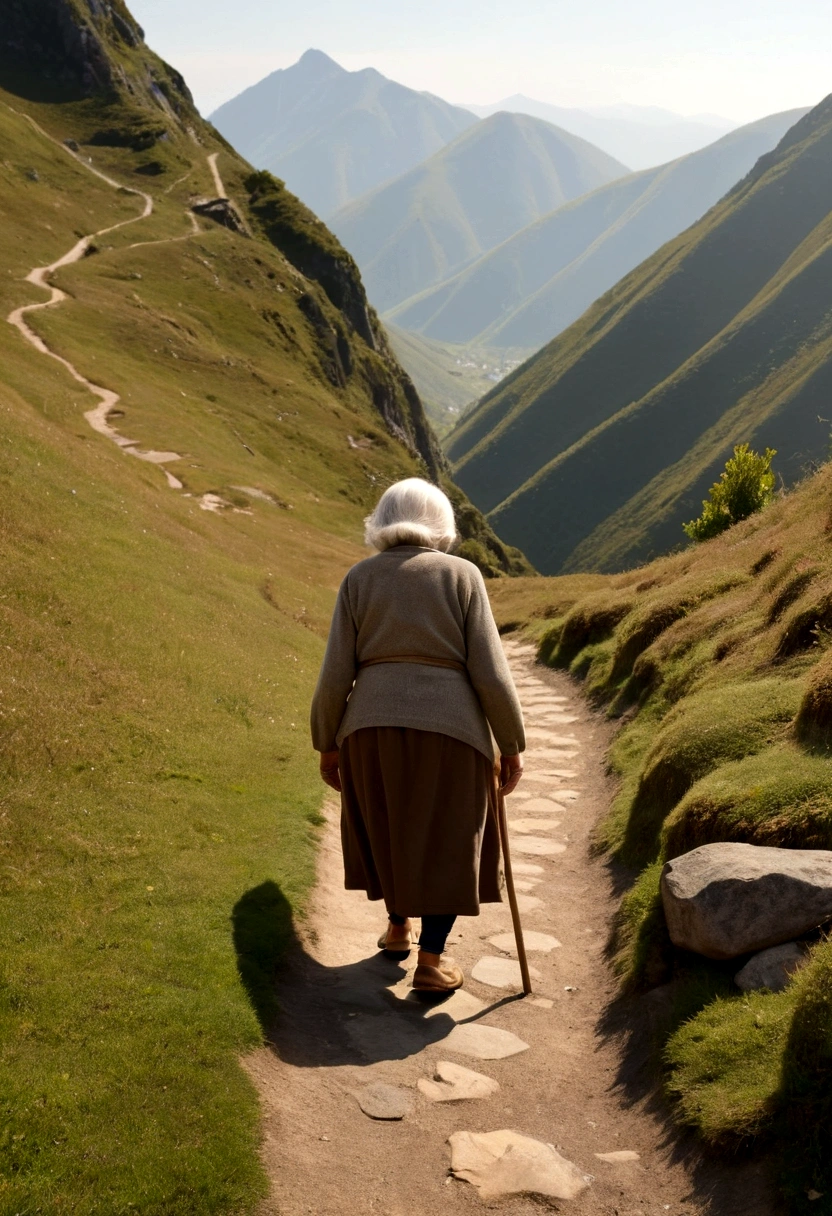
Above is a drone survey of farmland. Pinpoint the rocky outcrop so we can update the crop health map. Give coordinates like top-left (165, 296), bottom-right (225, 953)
top-left (661, 842), bottom-right (832, 959)
top-left (191, 198), bottom-right (250, 237)
top-left (1, 0), bottom-right (114, 94)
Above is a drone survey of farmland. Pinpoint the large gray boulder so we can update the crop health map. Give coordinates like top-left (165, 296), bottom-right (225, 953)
top-left (660, 842), bottom-right (832, 959)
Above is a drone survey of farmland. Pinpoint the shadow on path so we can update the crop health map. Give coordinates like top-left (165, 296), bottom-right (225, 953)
top-left (232, 880), bottom-right (521, 1069)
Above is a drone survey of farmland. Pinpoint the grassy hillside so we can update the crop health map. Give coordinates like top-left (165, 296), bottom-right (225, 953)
top-left (330, 111), bottom-right (628, 314)
top-left (0, 8), bottom-right (528, 1212)
top-left (389, 109), bottom-right (807, 349)
top-left (465, 95), bottom-right (737, 170)
top-left (488, 463), bottom-right (832, 1211)
top-left (210, 50), bottom-right (477, 219)
top-left (386, 325), bottom-right (532, 435)
top-left (447, 96), bottom-right (832, 575)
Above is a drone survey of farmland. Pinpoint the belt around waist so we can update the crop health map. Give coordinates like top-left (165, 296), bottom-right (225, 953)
top-left (357, 654), bottom-right (467, 675)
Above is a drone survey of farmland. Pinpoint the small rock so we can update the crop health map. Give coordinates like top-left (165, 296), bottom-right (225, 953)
top-left (489, 931), bottom-right (561, 953)
top-left (522, 798), bottom-right (568, 813)
top-left (63, 138), bottom-right (80, 152)
top-left (449, 1129), bottom-right (589, 1200)
top-left (734, 942), bottom-right (807, 992)
top-left (511, 837), bottom-right (565, 857)
top-left (418, 1061), bottom-right (500, 1102)
top-left (472, 956), bottom-right (542, 989)
top-left (661, 843), bottom-right (832, 959)
top-left (595, 1150), bottom-right (640, 1163)
top-left (423, 988), bottom-right (486, 1021)
top-left (444, 1023), bottom-right (529, 1059)
top-left (510, 817), bottom-right (560, 833)
top-left (515, 893), bottom-right (546, 911)
top-left (354, 1081), bottom-right (413, 1120)
top-left (25, 168), bottom-right (39, 182)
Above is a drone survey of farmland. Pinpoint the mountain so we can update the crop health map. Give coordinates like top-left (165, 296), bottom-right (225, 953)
top-left (0, 5), bottom-right (530, 1212)
top-left (329, 111), bottom-right (629, 313)
top-left (446, 97), bottom-right (832, 574)
top-left (388, 109), bottom-right (808, 349)
top-left (209, 50), bottom-right (477, 217)
top-left (464, 95), bottom-right (739, 169)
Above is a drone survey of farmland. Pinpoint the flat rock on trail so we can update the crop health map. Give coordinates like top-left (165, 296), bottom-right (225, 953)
top-left (246, 638), bottom-right (775, 1215)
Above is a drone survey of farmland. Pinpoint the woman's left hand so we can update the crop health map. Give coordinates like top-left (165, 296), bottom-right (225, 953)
top-left (319, 749), bottom-right (341, 792)
top-left (500, 753), bottom-right (524, 796)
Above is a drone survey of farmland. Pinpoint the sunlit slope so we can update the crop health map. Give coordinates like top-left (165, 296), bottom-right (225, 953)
top-left (390, 109), bottom-right (807, 349)
top-left (210, 49), bottom-right (477, 218)
top-left (0, 7), bottom-right (528, 1206)
top-left (447, 96), bottom-right (832, 574)
top-left (330, 111), bottom-right (628, 314)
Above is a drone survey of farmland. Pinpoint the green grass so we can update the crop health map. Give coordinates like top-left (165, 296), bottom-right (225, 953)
top-left (0, 44), bottom-right (532, 1210)
top-left (489, 458), bottom-right (832, 1206)
top-left (446, 96), bottom-right (832, 575)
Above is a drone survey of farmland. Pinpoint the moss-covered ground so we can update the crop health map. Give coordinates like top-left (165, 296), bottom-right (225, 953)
top-left (489, 465), bottom-right (832, 1211)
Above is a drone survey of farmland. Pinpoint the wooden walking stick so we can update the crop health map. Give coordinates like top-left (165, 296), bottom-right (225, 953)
top-left (495, 769), bottom-right (533, 996)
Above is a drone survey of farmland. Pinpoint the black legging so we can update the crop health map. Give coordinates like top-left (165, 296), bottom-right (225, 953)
top-left (389, 911), bottom-right (456, 955)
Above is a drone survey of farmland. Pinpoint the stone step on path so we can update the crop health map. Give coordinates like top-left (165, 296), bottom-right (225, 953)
top-left (243, 634), bottom-right (772, 1216)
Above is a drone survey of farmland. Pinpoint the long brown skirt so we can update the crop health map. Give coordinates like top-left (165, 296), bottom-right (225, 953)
top-left (339, 726), bottom-right (502, 917)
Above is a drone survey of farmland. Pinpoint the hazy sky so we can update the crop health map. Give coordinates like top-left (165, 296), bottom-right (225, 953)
top-left (129, 0), bottom-right (831, 121)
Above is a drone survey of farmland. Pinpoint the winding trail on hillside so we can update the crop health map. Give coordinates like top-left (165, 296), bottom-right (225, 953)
top-left (207, 151), bottom-right (227, 199)
top-left (246, 638), bottom-right (775, 1216)
top-left (5, 111), bottom-right (222, 491)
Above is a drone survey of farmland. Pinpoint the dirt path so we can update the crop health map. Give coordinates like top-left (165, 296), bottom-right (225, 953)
top-left (207, 152), bottom-right (226, 199)
top-left (5, 111), bottom-right (220, 491)
top-left (246, 637), bottom-right (775, 1215)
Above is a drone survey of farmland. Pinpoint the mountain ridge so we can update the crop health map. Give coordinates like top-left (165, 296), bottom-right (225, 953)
top-left (447, 95), bottom-right (832, 573)
top-left (330, 109), bottom-right (629, 314)
top-left (210, 51), bottom-right (478, 217)
top-left (389, 107), bottom-right (808, 350)
top-left (463, 93), bottom-right (740, 168)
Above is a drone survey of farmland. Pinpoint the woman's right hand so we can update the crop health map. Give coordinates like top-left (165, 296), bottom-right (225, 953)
top-left (499, 753), bottom-right (524, 796)
top-left (319, 750), bottom-right (341, 792)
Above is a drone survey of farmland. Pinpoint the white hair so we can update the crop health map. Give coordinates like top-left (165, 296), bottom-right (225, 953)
top-left (364, 478), bottom-right (457, 553)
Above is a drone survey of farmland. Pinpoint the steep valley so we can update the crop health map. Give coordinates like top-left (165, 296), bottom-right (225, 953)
top-left (447, 96), bottom-right (832, 575)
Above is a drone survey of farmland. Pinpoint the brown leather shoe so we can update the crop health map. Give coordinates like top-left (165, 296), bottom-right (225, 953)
top-left (412, 962), bottom-right (464, 992)
top-left (377, 923), bottom-right (412, 953)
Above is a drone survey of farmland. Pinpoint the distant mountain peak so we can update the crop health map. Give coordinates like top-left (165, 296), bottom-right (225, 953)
top-left (296, 48), bottom-right (345, 75)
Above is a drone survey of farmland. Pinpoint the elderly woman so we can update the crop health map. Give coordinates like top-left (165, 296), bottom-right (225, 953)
top-left (310, 478), bottom-right (525, 993)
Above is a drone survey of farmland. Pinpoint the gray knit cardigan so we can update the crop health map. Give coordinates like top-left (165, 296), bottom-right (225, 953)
top-left (310, 545), bottom-right (525, 761)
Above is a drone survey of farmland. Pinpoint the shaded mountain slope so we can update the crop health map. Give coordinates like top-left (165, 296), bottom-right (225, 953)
top-left (329, 111), bottom-right (628, 313)
top-left (465, 95), bottom-right (737, 169)
top-left (0, 6), bottom-right (530, 1212)
top-left (389, 109), bottom-right (807, 349)
top-left (210, 50), bottom-right (477, 218)
top-left (447, 96), bottom-right (832, 574)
